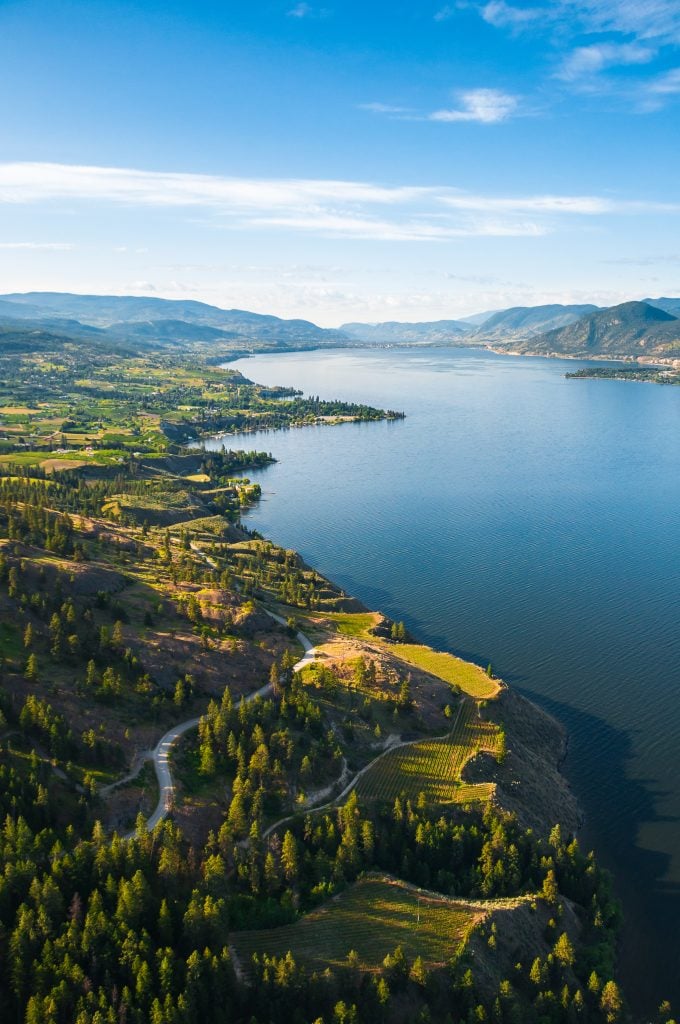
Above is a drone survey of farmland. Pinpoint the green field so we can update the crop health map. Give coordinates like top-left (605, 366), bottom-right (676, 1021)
top-left (355, 700), bottom-right (501, 805)
top-left (230, 877), bottom-right (481, 974)
top-left (323, 611), bottom-right (379, 637)
top-left (390, 644), bottom-right (500, 699)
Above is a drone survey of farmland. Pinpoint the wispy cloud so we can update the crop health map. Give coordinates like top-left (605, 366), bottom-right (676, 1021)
top-left (0, 163), bottom-right (428, 208)
top-left (557, 42), bottom-right (655, 82)
top-left (478, 0), bottom-right (680, 110)
top-left (639, 66), bottom-right (680, 108)
top-left (249, 212), bottom-right (547, 240)
top-left (429, 88), bottom-right (519, 123)
top-left (0, 241), bottom-right (74, 250)
top-left (481, 0), bottom-right (680, 42)
top-left (286, 3), bottom-right (329, 18)
top-left (0, 162), bottom-right (677, 243)
top-left (563, 0), bottom-right (680, 45)
top-left (434, 5), bottom-right (456, 21)
top-left (361, 90), bottom-right (518, 124)
top-left (359, 102), bottom-right (415, 116)
top-left (603, 253), bottom-right (680, 265)
top-left (441, 194), bottom-right (612, 213)
top-left (481, 1), bottom-right (546, 29)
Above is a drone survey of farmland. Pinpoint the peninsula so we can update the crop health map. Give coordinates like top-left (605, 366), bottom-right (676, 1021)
top-left (0, 332), bottom-right (632, 1024)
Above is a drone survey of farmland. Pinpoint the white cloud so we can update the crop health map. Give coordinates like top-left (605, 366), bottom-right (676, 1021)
top-left (563, 0), bottom-right (680, 45)
top-left (649, 67), bottom-right (680, 93)
top-left (434, 5), bottom-right (456, 21)
top-left (0, 241), bottom-right (73, 250)
top-left (481, 1), bottom-right (545, 28)
top-left (0, 162), bottom-right (429, 208)
top-left (633, 66), bottom-right (680, 110)
top-left (441, 194), bottom-right (613, 213)
top-left (359, 102), bottom-right (415, 116)
top-left (429, 88), bottom-right (519, 123)
top-left (249, 212), bottom-right (547, 240)
top-left (286, 3), bottom-right (329, 18)
top-left (0, 162), bottom-right (677, 245)
top-left (557, 42), bottom-right (655, 81)
top-left (481, 0), bottom-right (680, 42)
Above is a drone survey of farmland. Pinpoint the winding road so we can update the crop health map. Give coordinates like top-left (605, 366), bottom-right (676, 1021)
top-left (127, 614), bottom-right (317, 834)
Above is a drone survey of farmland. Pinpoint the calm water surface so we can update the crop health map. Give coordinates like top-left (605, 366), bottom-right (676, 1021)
top-left (206, 347), bottom-right (680, 1012)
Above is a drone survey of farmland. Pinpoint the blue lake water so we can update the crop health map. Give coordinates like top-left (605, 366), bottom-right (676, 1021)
top-left (205, 346), bottom-right (680, 1011)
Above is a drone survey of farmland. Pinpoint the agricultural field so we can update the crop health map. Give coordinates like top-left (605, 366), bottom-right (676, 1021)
top-left (389, 643), bottom-right (501, 700)
top-left (355, 699), bottom-right (503, 805)
top-left (230, 876), bottom-right (482, 975)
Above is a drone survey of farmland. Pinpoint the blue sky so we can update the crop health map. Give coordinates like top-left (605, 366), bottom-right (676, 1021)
top-left (1, 0), bottom-right (680, 324)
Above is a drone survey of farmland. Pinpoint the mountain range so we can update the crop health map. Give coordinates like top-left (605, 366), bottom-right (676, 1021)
top-left (0, 291), bottom-right (679, 361)
top-left (0, 292), bottom-right (349, 350)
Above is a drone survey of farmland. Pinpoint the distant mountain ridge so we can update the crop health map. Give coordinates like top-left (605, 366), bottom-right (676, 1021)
top-left (340, 319), bottom-right (475, 345)
top-left (1, 291), bottom-right (680, 360)
top-left (518, 301), bottom-right (680, 356)
top-left (0, 292), bottom-right (351, 349)
top-left (644, 296), bottom-right (680, 317)
top-left (470, 304), bottom-right (600, 344)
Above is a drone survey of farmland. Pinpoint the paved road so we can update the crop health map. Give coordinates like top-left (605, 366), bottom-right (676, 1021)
top-left (138, 616), bottom-right (316, 834)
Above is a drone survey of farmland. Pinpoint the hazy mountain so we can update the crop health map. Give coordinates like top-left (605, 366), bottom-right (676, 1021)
top-left (644, 296), bottom-right (680, 317)
top-left (0, 315), bottom-right (109, 342)
top-left (521, 301), bottom-right (680, 356)
top-left (0, 298), bottom-right (57, 320)
top-left (0, 292), bottom-right (351, 349)
top-left (340, 319), bottom-right (475, 345)
top-left (0, 320), bottom-right (137, 356)
top-left (106, 319), bottom-right (242, 345)
top-left (458, 309), bottom-right (501, 326)
top-left (0, 292), bottom-right (257, 327)
top-left (472, 304), bottom-right (600, 344)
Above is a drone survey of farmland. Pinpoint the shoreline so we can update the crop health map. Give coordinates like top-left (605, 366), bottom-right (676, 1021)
top-left (241, 555), bottom-right (585, 842)
top-left (227, 342), bottom-right (678, 369)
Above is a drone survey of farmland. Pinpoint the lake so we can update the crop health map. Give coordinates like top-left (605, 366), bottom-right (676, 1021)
top-left (205, 346), bottom-right (680, 1012)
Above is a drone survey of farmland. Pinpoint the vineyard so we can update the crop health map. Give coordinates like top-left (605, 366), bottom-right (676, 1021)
top-left (354, 699), bottom-right (503, 805)
top-left (230, 876), bottom-right (483, 976)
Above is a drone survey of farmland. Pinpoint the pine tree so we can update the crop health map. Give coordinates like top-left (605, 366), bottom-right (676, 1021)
top-left (600, 980), bottom-right (624, 1023)
top-left (199, 737), bottom-right (216, 777)
top-left (553, 931), bottom-right (575, 967)
top-left (281, 830), bottom-right (299, 883)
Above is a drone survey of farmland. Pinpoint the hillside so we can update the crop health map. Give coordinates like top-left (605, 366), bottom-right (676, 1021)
top-left (106, 318), bottom-right (242, 345)
top-left (521, 300), bottom-right (680, 356)
top-left (0, 292), bottom-right (352, 350)
top-left (340, 318), bottom-right (475, 345)
top-left (471, 303), bottom-right (600, 344)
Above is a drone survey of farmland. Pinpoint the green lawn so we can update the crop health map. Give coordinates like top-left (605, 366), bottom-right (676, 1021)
top-left (230, 876), bottom-right (481, 974)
